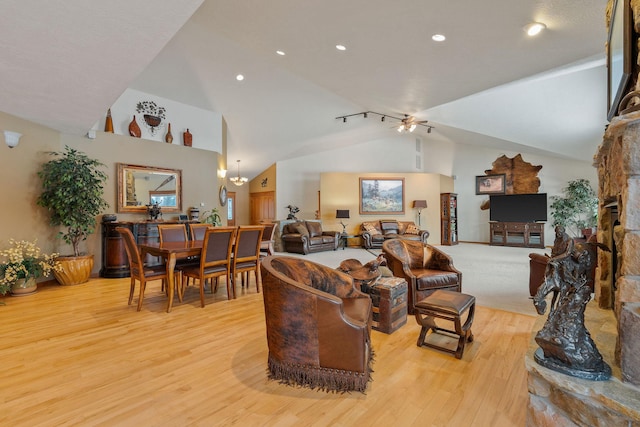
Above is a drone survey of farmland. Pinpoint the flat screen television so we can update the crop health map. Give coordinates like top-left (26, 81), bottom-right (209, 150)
top-left (489, 193), bottom-right (547, 223)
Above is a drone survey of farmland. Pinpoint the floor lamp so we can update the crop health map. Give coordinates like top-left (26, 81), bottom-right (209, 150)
top-left (412, 200), bottom-right (427, 226)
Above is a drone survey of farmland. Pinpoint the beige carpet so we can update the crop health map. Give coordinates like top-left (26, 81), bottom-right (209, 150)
top-left (277, 242), bottom-right (547, 316)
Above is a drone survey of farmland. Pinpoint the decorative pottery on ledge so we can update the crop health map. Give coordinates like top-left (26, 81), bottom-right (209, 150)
top-left (128, 115), bottom-right (141, 138)
top-left (183, 128), bottom-right (192, 147)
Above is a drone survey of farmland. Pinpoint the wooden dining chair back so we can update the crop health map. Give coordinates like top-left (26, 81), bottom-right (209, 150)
top-left (232, 225), bottom-right (264, 294)
top-left (158, 224), bottom-right (189, 243)
top-left (259, 223), bottom-right (276, 258)
top-left (188, 223), bottom-right (212, 241)
top-left (116, 227), bottom-right (173, 311)
top-left (181, 227), bottom-right (237, 305)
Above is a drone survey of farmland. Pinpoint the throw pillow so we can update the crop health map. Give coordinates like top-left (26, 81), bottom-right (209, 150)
top-left (306, 221), bottom-right (322, 237)
top-left (363, 223), bottom-right (379, 235)
top-left (293, 222), bottom-right (309, 237)
top-left (405, 224), bottom-right (420, 235)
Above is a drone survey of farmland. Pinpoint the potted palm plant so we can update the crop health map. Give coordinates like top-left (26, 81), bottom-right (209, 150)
top-left (549, 178), bottom-right (598, 238)
top-left (37, 146), bottom-right (108, 285)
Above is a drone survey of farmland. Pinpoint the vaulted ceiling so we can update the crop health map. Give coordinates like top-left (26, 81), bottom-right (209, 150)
top-left (0, 0), bottom-right (608, 178)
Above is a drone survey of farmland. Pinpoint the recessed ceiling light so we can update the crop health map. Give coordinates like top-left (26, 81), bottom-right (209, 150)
top-left (236, 74), bottom-right (244, 81)
top-left (432, 34), bottom-right (446, 42)
top-left (336, 44), bottom-right (346, 51)
top-left (524, 22), bottom-right (546, 36)
top-left (276, 50), bottom-right (285, 56)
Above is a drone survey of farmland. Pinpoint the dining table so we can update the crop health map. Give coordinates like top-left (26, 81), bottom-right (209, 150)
top-left (138, 240), bottom-right (204, 313)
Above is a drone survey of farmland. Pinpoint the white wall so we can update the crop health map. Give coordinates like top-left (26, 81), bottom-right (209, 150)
top-left (92, 88), bottom-right (223, 153)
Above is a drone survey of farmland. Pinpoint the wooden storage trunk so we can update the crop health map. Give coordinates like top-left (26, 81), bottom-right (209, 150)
top-left (367, 277), bottom-right (408, 334)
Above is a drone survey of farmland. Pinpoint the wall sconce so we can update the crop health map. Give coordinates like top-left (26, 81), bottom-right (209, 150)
top-left (412, 200), bottom-right (427, 226)
top-left (336, 209), bottom-right (350, 235)
top-left (4, 131), bottom-right (22, 148)
top-left (218, 169), bottom-right (227, 179)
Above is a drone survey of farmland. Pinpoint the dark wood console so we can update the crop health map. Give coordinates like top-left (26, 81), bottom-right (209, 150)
top-left (489, 222), bottom-right (544, 248)
top-left (100, 220), bottom-right (197, 278)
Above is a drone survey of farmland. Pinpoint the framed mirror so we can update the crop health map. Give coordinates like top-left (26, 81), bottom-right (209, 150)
top-left (117, 163), bottom-right (182, 213)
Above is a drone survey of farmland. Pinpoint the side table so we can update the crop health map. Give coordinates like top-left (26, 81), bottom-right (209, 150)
top-left (338, 234), bottom-right (359, 250)
top-left (366, 277), bottom-right (408, 334)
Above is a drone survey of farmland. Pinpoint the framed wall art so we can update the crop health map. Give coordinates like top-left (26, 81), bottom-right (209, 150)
top-left (475, 174), bottom-right (506, 195)
top-left (359, 178), bottom-right (405, 214)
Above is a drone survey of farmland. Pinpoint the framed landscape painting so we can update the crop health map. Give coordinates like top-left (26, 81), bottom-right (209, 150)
top-left (359, 178), bottom-right (405, 214)
top-left (475, 174), bottom-right (506, 195)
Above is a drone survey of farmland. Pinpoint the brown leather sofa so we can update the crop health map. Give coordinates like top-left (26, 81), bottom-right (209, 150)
top-left (361, 219), bottom-right (429, 249)
top-left (281, 221), bottom-right (339, 254)
top-left (382, 239), bottom-right (462, 314)
top-left (260, 255), bottom-right (373, 392)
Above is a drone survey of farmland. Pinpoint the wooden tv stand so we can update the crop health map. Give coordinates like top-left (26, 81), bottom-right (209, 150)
top-left (489, 222), bottom-right (544, 248)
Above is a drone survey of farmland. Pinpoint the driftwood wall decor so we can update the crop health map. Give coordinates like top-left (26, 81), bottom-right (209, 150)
top-left (480, 154), bottom-right (542, 209)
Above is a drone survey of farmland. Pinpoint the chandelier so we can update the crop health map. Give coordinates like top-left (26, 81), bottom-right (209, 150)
top-left (229, 160), bottom-right (248, 186)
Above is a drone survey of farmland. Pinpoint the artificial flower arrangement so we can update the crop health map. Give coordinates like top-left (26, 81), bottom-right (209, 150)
top-left (0, 239), bottom-right (62, 295)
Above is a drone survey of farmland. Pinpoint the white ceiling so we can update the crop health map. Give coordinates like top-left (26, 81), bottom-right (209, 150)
top-left (0, 0), bottom-right (609, 177)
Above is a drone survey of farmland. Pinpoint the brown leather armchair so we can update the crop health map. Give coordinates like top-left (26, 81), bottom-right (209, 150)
top-left (382, 239), bottom-right (462, 314)
top-left (529, 252), bottom-right (550, 296)
top-left (260, 255), bottom-right (373, 393)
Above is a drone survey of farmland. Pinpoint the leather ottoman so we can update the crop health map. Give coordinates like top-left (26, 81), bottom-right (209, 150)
top-left (366, 277), bottom-right (408, 334)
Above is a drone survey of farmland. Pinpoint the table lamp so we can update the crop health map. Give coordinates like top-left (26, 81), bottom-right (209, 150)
top-left (336, 209), bottom-right (350, 235)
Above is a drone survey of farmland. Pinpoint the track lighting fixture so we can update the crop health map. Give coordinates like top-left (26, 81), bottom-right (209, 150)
top-left (335, 111), bottom-right (434, 133)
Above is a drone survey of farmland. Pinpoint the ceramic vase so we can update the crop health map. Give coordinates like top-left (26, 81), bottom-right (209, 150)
top-left (104, 109), bottom-right (114, 133)
top-left (11, 277), bottom-right (37, 296)
top-left (129, 115), bottom-right (141, 138)
top-left (165, 123), bottom-right (173, 144)
top-left (183, 128), bottom-right (192, 147)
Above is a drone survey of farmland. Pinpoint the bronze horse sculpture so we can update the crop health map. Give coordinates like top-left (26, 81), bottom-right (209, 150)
top-left (532, 238), bottom-right (611, 380)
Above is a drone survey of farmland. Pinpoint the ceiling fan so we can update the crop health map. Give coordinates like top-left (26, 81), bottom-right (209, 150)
top-left (335, 111), bottom-right (434, 133)
top-left (396, 114), bottom-right (430, 133)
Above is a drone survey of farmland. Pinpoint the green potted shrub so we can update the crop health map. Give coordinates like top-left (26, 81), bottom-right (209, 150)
top-left (549, 179), bottom-right (598, 238)
top-left (37, 146), bottom-right (108, 285)
top-left (201, 208), bottom-right (222, 226)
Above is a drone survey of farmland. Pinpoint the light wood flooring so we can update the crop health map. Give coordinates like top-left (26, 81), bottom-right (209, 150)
top-left (0, 276), bottom-right (535, 426)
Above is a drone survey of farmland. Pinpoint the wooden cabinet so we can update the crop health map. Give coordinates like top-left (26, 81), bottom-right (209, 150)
top-left (250, 191), bottom-right (275, 224)
top-left (100, 220), bottom-right (196, 278)
top-left (489, 222), bottom-right (544, 248)
top-left (440, 193), bottom-right (458, 245)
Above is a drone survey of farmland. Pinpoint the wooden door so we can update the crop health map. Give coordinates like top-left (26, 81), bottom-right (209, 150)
top-left (250, 191), bottom-right (275, 224)
top-left (227, 192), bottom-right (236, 226)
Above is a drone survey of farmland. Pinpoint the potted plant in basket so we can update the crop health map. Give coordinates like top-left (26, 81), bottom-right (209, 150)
top-left (0, 239), bottom-right (61, 297)
top-left (550, 179), bottom-right (598, 239)
top-left (37, 146), bottom-right (108, 285)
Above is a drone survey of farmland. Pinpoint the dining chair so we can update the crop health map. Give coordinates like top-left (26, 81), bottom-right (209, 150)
top-left (116, 227), bottom-right (180, 311)
top-left (259, 222), bottom-right (276, 258)
top-left (188, 223), bottom-right (212, 241)
top-left (181, 227), bottom-right (237, 305)
top-left (232, 225), bottom-right (264, 295)
top-left (158, 223), bottom-right (189, 243)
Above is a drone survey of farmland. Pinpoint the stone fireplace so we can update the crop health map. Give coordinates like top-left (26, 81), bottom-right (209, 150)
top-left (525, 113), bottom-right (640, 426)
